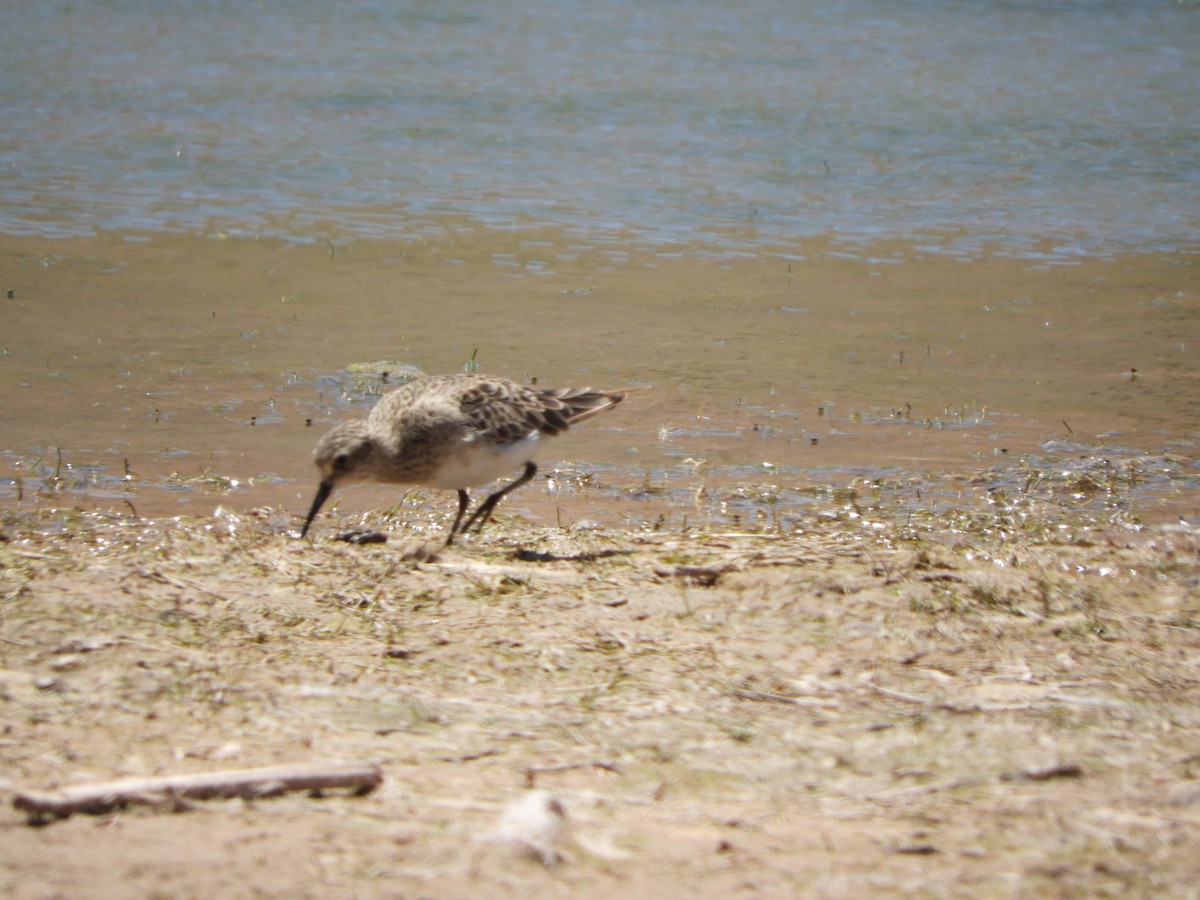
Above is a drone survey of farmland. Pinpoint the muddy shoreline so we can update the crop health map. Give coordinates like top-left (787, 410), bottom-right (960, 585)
top-left (2, 227), bottom-right (1197, 529)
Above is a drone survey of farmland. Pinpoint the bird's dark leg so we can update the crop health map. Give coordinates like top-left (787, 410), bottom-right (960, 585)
top-left (461, 461), bottom-right (537, 536)
top-left (445, 489), bottom-right (472, 546)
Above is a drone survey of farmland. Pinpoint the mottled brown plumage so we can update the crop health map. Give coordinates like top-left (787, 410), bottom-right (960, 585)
top-left (301, 374), bottom-right (629, 544)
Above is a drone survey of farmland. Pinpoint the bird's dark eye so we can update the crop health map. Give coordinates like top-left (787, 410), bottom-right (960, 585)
top-left (334, 453), bottom-right (350, 469)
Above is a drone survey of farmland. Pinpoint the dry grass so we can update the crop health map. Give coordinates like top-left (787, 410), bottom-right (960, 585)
top-left (2, 479), bottom-right (1200, 897)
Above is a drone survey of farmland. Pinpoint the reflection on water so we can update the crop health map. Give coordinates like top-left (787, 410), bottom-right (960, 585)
top-left (1, 1), bottom-right (1197, 257)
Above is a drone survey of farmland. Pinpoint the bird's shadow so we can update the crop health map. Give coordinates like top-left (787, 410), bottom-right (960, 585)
top-left (513, 547), bottom-right (634, 564)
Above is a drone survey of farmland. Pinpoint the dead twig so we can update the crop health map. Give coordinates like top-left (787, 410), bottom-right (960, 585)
top-left (653, 563), bottom-right (737, 586)
top-left (436, 749), bottom-right (501, 764)
top-left (524, 761), bottom-right (621, 788)
top-left (1000, 763), bottom-right (1083, 782)
top-left (13, 761), bottom-right (383, 824)
top-left (730, 689), bottom-right (836, 708)
top-left (865, 683), bottom-right (1027, 715)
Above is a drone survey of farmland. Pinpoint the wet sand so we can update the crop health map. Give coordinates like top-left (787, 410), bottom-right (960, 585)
top-left (1, 226), bottom-right (1197, 526)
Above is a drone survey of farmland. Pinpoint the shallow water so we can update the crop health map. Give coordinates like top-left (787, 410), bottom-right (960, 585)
top-left (2, 230), bottom-right (1197, 527)
top-left (1, 0), bottom-right (1198, 257)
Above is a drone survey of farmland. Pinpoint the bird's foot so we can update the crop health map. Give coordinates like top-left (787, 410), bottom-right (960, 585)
top-left (333, 528), bottom-right (389, 545)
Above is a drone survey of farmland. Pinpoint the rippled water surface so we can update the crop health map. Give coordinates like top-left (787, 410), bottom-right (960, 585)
top-left (2, 0), bottom-right (1198, 256)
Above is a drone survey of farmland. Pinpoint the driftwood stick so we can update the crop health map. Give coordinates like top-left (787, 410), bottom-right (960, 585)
top-left (524, 760), bottom-right (622, 788)
top-left (13, 761), bottom-right (383, 823)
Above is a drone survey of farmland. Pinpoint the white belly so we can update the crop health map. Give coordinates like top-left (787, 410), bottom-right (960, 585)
top-left (423, 432), bottom-right (543, 490)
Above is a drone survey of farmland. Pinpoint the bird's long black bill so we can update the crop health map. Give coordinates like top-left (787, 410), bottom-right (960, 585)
top-left (300, 481), bottom-right (334, 538)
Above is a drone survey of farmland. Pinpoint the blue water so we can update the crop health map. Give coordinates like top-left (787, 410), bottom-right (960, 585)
top-left (2, 0), bottom-right (1198, 257)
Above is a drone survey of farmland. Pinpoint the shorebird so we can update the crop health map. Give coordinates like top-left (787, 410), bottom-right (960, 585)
top-left (300, 373), bottom-right (630, 545)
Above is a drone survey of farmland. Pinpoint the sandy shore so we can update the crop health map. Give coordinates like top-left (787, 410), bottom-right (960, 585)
top-left (2, 499), bottom-right (1199, 896)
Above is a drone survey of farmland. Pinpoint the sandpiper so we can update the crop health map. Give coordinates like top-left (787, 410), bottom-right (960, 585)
top-left (300, 373), bottom-right (630, 545)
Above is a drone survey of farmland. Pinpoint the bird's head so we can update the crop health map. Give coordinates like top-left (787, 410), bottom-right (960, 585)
top-left (300, 421), bottom-right (375, 538)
